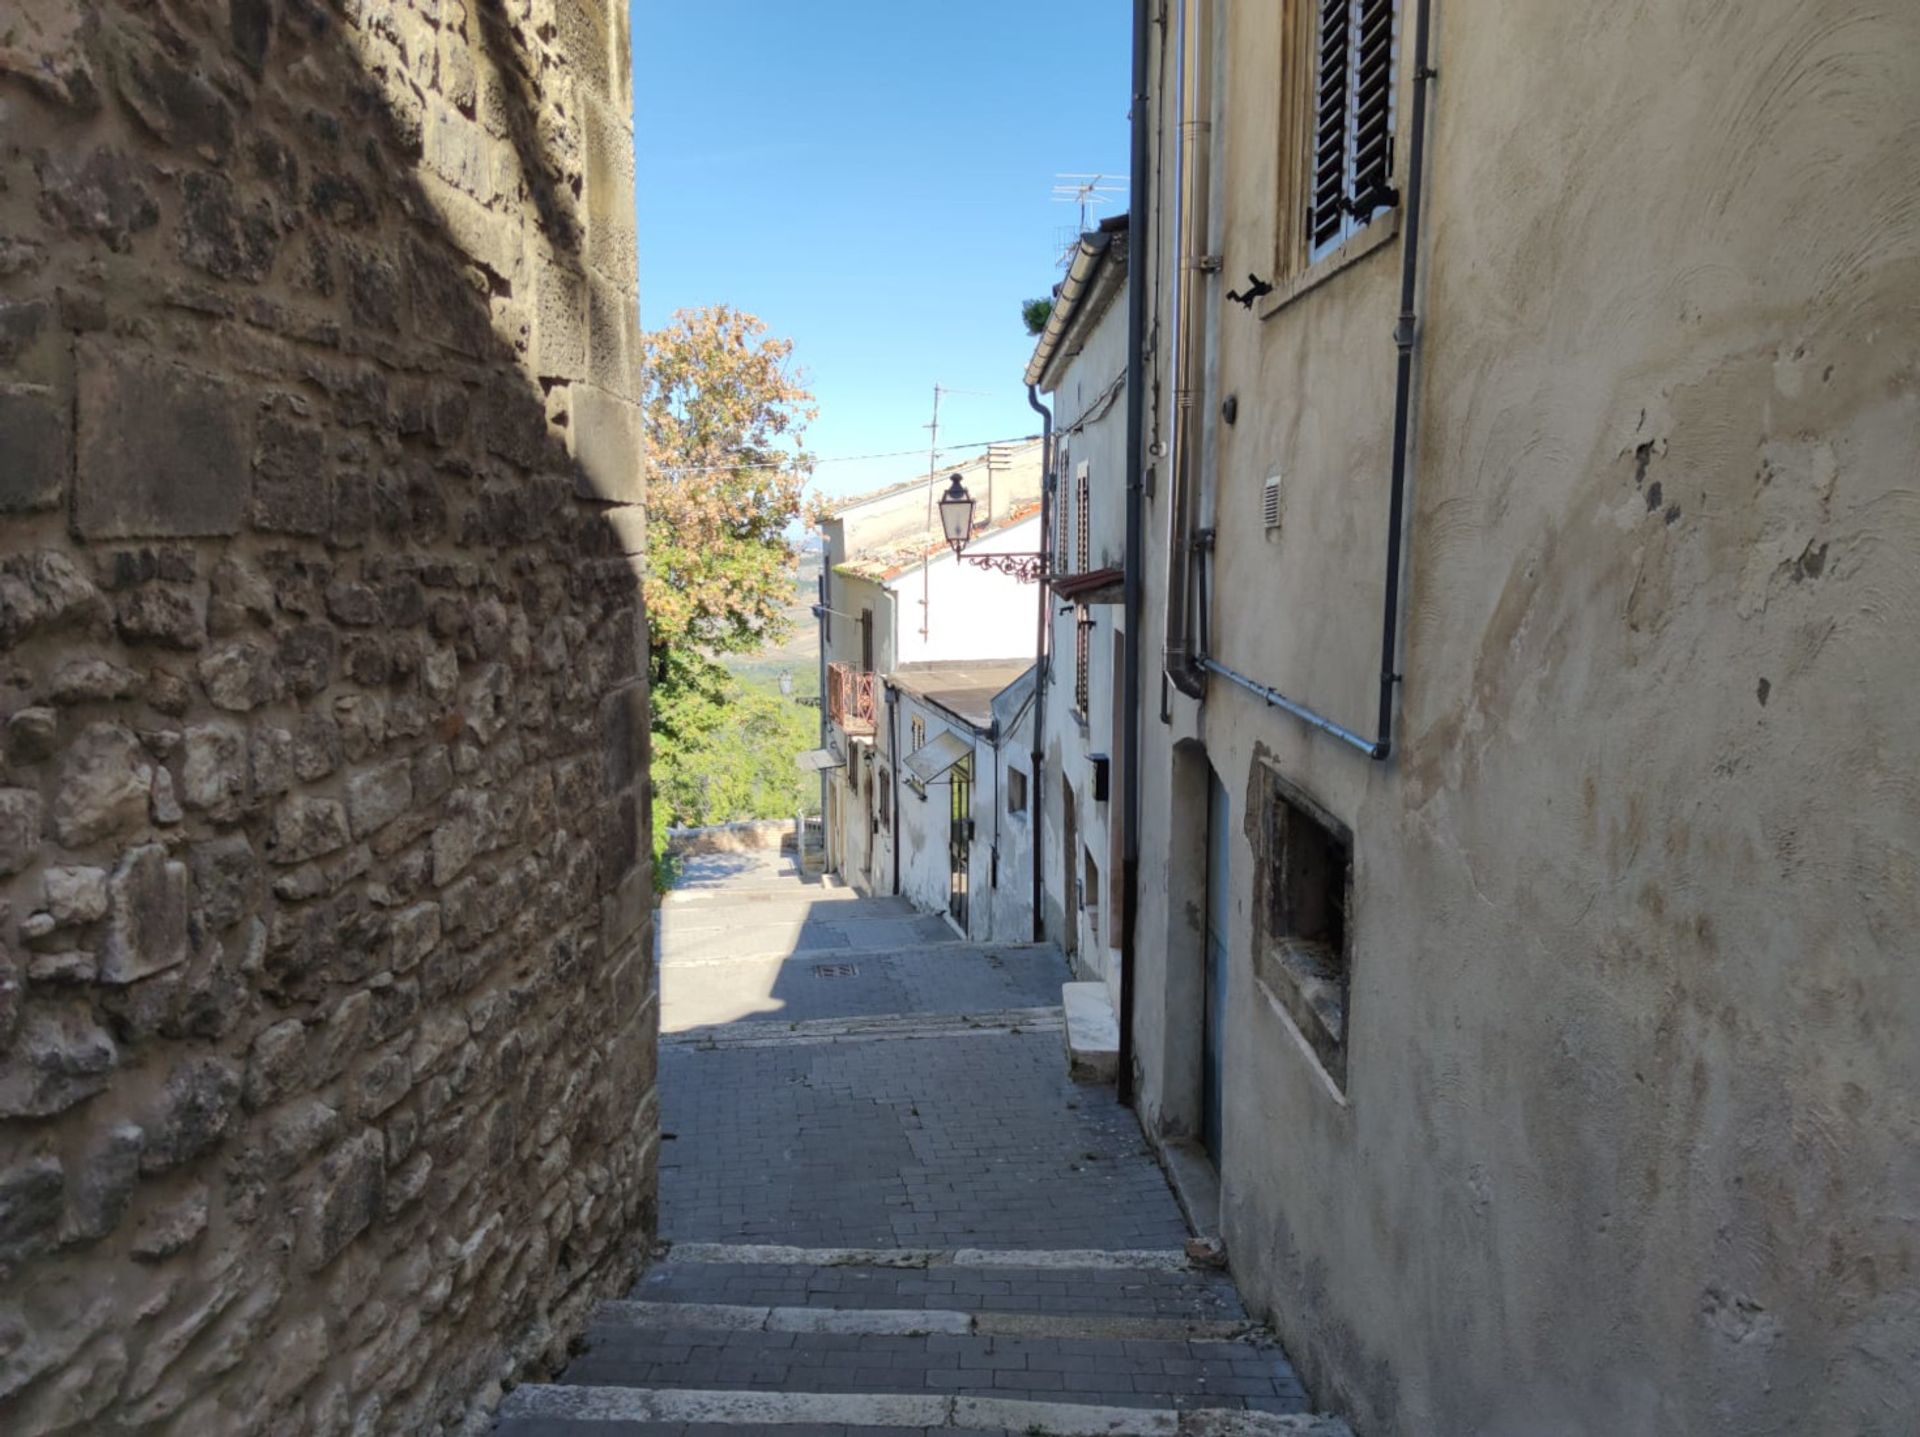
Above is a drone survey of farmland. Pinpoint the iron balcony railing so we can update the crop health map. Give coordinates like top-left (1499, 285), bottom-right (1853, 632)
top-left (827, 661), bottom-right (877, 736)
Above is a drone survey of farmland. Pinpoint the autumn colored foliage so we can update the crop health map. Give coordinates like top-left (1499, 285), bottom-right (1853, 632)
top-left (642, 304), bottom-right (816, 668)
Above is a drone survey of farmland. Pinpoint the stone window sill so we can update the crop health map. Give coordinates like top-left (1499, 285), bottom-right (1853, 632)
top-left (1253, 938), bottom-right (1349, 1092)
top-left (1260, 209), bottom-right (1402, 323)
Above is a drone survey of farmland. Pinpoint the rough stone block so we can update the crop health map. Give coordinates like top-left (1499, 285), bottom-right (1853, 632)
top-left (0, 1001), bottom-right (118, 1119)
top-left (587, 273), bottom-right (635, 397)
top-left (0, 387), bottom-right (68, 513)
top-left (0, 550), bottom-right (107, 647)
top-left (74, 344), bottom-right (249, 539)
top-left (267, 796), bottom-right (351, 866)
top-left (536, 261), bottom-right (587, 380)
top-left (34, 147), bottom-right (159, 251)
top-left (346, 758), bottom-right (413, 839)
top-left (130, 1185), bottom-right (209, 1260)
top-left (41, 865), bottom-right (108, 925)
top-left (302, 1129), bottom-right (384, 1271)
top-left (180, 723), bottom-right (246, 820)
top-left (600, 681), bottom-right (648, 792)
top-left (570, 385), bottom-right (642, 503)
top-left (0, 789), bottom-right (40, 877)
top-left (52, 722), bottom-right (152, 847)
top-left (0, 1155), bottom-right (66, 1263)
top-left (140, 1057), bottom-right (241, 1174)
top-left (583, 93), bottom-right (636, 289)
top-left (99, 844), bottom-right (191, 984)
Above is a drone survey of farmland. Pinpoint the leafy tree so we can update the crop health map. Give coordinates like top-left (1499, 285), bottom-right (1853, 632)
top-left (641, 306), bottom-right (821, 887)
top-left (651, 657), bottom-right (821, 828)
top-left (642, 304), bottom-right (816, 675)
top-left (1021, 297), bottom-right (1053, 336)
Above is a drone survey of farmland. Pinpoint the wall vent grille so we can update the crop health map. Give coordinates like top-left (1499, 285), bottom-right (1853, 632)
top-left (1263, 475), bottom-right (1282, 532)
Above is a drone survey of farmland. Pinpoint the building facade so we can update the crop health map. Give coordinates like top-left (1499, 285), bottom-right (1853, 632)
top-left (1028, 220), bottom-right (1130, 1007)
top-left (1118, 2), bottom-right (1920, 1435)
top-left (814, 443), bottom-right (1044, 903)
top-left (887, 663), bottom-right (1036, 943)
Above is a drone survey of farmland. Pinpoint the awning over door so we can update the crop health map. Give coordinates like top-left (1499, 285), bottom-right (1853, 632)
top-left (795, 747), bottom-right (844, 773)
top-left (903, 730), bottom-right (972, 785)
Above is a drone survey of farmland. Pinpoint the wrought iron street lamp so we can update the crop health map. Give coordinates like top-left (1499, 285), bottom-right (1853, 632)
top-left (938, 474), bottom-right (1048, 584)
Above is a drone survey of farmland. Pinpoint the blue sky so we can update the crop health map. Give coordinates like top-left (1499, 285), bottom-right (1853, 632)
top-left (631, 2), bottom-right (1130, 504)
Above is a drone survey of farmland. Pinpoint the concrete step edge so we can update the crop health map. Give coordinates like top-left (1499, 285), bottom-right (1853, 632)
top-left (593, 1298), bottom-right (1263, 1344)
top-left (658, 1242), bottom-right (1201, 1274)
top-left (657, 904), bottom-right (925, 932)
top-left (497, 1385), bottom-right (1353, 1436)
top-left (662, 1006), bottom-right (1065, 1050)
top-left (657, 938), bottom-right (973, 968)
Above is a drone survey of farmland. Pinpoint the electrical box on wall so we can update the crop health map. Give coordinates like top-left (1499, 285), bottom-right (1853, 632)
top-left (1089, 754), bottom-right (1110, 803)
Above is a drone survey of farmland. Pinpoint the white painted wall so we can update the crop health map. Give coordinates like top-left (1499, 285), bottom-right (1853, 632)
top-left (887, 513), bottom-right (1044, 668)
top-left (1036, 275), bottom-right (1130, 1007)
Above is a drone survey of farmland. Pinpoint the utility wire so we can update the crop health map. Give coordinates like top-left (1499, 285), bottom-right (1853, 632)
top-left (653, 433), bottom-right (1042, 477)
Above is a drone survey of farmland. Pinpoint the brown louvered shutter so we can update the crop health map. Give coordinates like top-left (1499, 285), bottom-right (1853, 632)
top-left (1308, 0), bottom-right (1352, 251)
top-left (1349, 0), bottom-right (1397, 215)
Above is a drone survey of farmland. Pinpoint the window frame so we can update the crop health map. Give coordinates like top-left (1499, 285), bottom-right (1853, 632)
top-left (1249, 761), bottom-right (1355, 1091)
top-left (1267, 0), bottom-right (1403, 311)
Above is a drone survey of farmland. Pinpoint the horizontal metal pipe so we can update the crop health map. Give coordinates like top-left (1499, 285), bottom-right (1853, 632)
top-left (1199, 658), bottom-right (1384, 759)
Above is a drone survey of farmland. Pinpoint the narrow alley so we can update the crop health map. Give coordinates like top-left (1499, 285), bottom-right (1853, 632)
top-left (496, 853), bottom-right (1344, 1435)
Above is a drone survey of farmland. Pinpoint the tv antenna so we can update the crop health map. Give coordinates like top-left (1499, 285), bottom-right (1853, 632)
top-left (1053, 172), bottom-right (1125, 229)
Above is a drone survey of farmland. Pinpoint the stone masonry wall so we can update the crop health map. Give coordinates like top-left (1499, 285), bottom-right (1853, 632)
top-left (0, 0), bottom-right (655, 1432)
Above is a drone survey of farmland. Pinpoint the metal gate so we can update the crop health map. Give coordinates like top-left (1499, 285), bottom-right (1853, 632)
top-left (948, 755), bottom-right (972, 932)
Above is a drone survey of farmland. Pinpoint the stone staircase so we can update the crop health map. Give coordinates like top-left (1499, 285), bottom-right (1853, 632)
top-left (495, 851), bottom-right (1351, 1436)
top-left (496, 1245), bottom-right (1349, 1435)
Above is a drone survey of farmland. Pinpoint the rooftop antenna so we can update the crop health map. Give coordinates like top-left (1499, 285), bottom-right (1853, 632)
top-left (1052, 172), bottom-right (1125, 265)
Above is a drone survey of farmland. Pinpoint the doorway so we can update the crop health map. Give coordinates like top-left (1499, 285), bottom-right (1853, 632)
top-left (1203, 768), bottom-right (1230, 1167)
top-left (948, 755), bottom-right (972, 933)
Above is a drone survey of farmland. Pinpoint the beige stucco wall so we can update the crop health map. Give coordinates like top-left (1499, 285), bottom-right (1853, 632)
top-left (1132, 3), bottom-right (1920, 1434)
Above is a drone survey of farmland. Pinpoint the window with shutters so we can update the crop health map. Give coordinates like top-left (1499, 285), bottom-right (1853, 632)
top-left (1074, 607), bottom-right (1091, 717)
top-left (1073, 463), bottom-right (1091, 575)
top-left (1305, 0), bottom-right (1399, 262)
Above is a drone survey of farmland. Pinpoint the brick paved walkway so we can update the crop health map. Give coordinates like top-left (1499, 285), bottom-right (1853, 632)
top-left (497, 858), bottom-right (1343, 1436)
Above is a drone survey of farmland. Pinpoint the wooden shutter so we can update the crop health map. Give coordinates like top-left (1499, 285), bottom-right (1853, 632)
top-left (1074, 467), bottom-right (1090, 575)
top-left (1308, 0), bottom-right (1352, 250)
top-left (1350, 0), bottom-right (1397, 214)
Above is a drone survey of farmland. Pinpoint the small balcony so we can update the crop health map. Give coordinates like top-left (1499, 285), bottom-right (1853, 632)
top-left (827, 661), bottom-right (877, 736)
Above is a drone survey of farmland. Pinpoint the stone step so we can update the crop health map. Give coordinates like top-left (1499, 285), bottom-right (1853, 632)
top-left (633, 1257), bottom-right (1248, 1324)
top-left (495, 1386), bottom-right (1351, 1435)
top-left (659, 895), bottom-right (921, 929)
top-left (662, 1006), bottom-right (1066, 1051)
top-left (658, 923), bottom-right (964, 966)
top-left (1061, 983), bottom-right (1119, 1084)
top-left (597, 1300), bottom-right (1257, 1344)
top-left (548, 1315), bottom-right (1306, 1408)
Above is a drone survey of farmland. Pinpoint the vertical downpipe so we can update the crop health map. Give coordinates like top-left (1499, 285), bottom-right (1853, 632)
top-left (1118, 0), bottom-right (1152, 1107)
top-left (1027, 386), bottom-right (1054, 944)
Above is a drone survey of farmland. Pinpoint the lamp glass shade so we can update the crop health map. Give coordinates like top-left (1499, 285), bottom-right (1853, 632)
top-left (938, 475), bottom-right (974, 556)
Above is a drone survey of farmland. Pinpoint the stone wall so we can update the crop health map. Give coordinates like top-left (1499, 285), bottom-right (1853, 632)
top-left (0, 1), bottom-right (655, 1432)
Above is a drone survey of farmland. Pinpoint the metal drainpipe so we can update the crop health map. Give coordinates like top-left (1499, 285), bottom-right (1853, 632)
top-left (1161, 0), bottom-right (1208, 702)
top-left (1027, 384), bottom-right (1053, 944)
top-left (816, 561), bottom-right (829, 863)
top-left (1197, 0), bottom-right (1435, 764)
top-left (888, 690), bottom-right (901, 896)
top-left (1118, 0), bottom-right (1151, 1109)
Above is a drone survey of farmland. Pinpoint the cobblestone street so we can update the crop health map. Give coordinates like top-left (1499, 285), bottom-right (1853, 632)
top-left (497, 852), bottom-right (1343, 1435)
